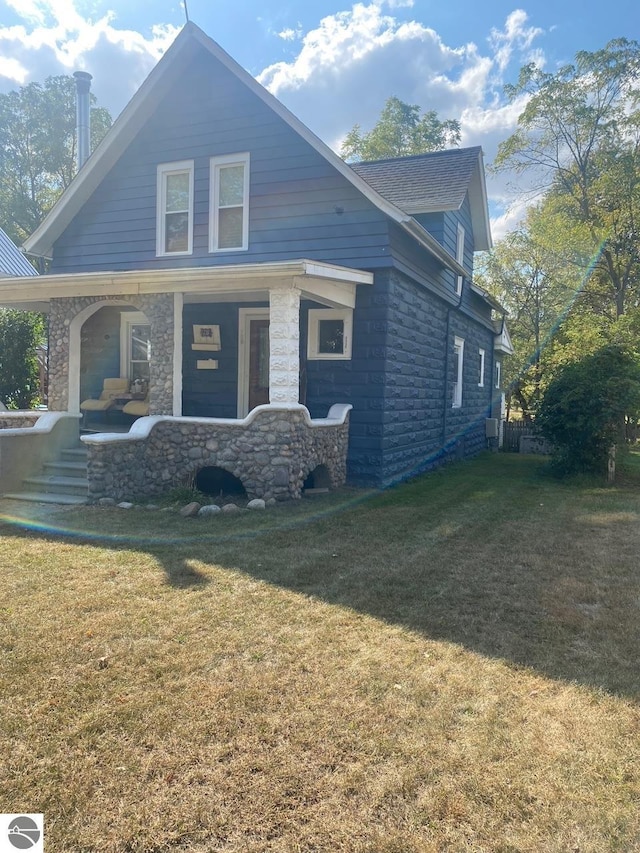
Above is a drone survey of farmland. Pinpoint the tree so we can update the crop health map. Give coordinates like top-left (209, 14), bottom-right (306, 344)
top-left (536, 345), bottom-right (640, 476)
top-left (477, 205), bottom-right (579, 418)
top-left (0, 309), bottom-right (45, 408)
top-left (341, 96), bottom-right (460, 161)
top-left (494, 39), bottom-right (640, 320)
top-left (0, 75), bottom-right (112, 250)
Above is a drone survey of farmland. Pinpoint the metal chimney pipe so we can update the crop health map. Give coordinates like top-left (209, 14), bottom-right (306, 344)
top-left (73, 71), bottom-right (92, 171)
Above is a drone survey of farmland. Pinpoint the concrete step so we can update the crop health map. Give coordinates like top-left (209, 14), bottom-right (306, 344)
top-left (60, 447), bottom-right (88, 461)
top-left (43, 460), bottom-right (88, 478)
top-left (23, 474), bottom-right (89, 496)
top-left (2, 490), bottom-right (87, 506)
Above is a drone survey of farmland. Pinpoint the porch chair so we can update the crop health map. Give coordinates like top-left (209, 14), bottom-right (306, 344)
top-left (80, 377), bottom-right (130, 422)
top-left (122, 393), bottom-right (149, 418)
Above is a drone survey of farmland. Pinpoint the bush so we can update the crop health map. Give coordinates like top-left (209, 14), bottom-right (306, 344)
top-left (0, 309), bottom-right (45, 408)
top-left (536, 345), bottom-right (640, 476)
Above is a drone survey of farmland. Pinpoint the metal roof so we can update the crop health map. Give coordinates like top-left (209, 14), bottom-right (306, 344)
top-left (0, 228), bottom-right (37, 277)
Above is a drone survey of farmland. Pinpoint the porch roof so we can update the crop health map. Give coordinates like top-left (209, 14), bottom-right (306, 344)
top-left (0, 259), bottom-right (373, 313)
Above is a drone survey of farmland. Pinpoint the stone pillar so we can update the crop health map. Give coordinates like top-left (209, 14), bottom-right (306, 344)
top-left (138, 293), bottom-right (174, 416)
top-left (269, 286), bottom-right (300, 404)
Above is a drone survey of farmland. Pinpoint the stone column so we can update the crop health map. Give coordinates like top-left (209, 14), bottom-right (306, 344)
top-left (269, 286), bottom-right (300, 404)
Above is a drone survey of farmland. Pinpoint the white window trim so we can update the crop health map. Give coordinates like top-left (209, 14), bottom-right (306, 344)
top-left (453, 336), bottom-right (464, 408)
top-left (307, 308), bottom-right (353, 360)
top-left (455, 223), bottom-right (465, 296)
top-left (478, 348), bottom-right (485, 387)
top-left (210, 152), bottom-right (250, 253)
top-left (156, 160), bottom-right (194, 257)
top-left (495, 360), bottom-right (502, 389)
top-left (119, 311), bottom-right (150, 380)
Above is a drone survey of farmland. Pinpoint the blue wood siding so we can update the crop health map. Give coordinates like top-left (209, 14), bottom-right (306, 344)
top-left (51, 43), bottom-right (392, 274)
top-left (182, 302), bottom-right (247, 419)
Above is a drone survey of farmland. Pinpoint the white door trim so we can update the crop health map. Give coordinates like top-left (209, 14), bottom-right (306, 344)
top-left (237, 307), bottom-right (269, 417)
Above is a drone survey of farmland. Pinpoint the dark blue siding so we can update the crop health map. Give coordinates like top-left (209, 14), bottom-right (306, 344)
top-left (51, 43), bottom-right (392, 274)
top-left (182, 303), bottom-right (242, 419)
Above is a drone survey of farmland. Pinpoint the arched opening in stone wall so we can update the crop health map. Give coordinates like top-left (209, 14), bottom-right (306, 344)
top-left (69, 300), bottom-right (149, 415)
top-left (195, 466), bottom-right (247, 499)
top-left (303, 464), bottom-right (332, 492)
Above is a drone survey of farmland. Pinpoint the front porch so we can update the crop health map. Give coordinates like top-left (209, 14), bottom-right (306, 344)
top-left (0, 260), bottom-right (371, 502)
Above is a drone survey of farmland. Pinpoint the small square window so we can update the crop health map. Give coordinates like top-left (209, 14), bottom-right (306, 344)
top-left (308, 309), bottom-right (353, 360)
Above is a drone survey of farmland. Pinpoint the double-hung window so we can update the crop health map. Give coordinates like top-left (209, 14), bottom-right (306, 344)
top-left (210, 152), bottom-right (250, 252)
top-left (455, 224), bottom-right (465, 295)
top-left (156, 161), bottom-right (194, 256)
top-left (453, 336), bottom-right (464, 408)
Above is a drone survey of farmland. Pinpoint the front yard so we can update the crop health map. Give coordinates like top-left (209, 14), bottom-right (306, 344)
top-left (1, 453), bottom-right (639, 852)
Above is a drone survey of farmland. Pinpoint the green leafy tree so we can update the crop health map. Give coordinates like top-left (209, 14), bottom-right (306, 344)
top-left (536, 345), bottom-right (640, 476)
top-left (494, 39), bottom-right (640, 320)
top-left (0, 309), bottom-right (45, 408)
top-left (341, 96), bottom-right (460, 161)
top-left (0, 75), bottom-right (112, 250)
top-left (477, 206), bottom-right (580, 418)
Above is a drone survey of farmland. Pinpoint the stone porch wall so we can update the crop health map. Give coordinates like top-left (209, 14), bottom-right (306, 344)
top-left (83, 404), bottom-right (351, 503)
top-left (48, 294), bottom-right (174, 414)
top-left (0, 413), bottom-right (40, 429)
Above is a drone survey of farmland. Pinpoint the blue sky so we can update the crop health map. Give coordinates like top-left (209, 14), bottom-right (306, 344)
top-left (0, 0), bottom-right (636, 236)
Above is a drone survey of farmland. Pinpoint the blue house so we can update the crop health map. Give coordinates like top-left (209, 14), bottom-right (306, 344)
top-left (0, 22), bottom-right (511, 503)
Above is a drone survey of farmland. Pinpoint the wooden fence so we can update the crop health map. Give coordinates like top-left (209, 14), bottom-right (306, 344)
top-left (502, 420), bottom-right (537, 452)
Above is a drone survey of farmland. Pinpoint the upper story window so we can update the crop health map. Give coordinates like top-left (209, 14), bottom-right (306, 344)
top-left (455, 223), bottom-right (465, 295)
top-left (210, 152), bottom-right (250, 252)
top-left (156, 161), bottom-right (194, 256)
top-left (453, 336), bottom-right (464, 408)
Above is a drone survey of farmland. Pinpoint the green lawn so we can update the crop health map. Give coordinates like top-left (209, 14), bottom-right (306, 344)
top-left (1, 453), bottom-right (639, 852)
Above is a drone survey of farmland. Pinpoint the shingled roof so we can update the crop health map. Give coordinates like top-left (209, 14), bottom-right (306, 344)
top-left (0, 227), bottom-right (37, 278)
top-left (351, 147), bottom-right (491, 250)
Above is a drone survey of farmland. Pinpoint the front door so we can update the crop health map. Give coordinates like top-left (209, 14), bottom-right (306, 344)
top-left (248, 318), bottom-right (270, 411)
top-left (238, 308), bottom-right (270, 417)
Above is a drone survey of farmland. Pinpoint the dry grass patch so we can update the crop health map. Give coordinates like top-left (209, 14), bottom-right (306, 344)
top-left (1, 453), bottom-right (640, 851)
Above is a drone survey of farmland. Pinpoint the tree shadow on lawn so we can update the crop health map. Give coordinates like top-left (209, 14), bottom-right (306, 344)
top-left (2, 454), bottom-right (639, 699)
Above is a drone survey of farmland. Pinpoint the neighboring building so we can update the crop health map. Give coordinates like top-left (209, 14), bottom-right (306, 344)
top-left (0, 227), bottom-right (37, 279)
top-left (0, 22), bottom-right (512, 502)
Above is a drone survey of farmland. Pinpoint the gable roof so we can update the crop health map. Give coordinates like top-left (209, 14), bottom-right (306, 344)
top-left (23, 22), bottom-right (487, 276)
top-left (351, 148), bottom-right (491, 251)
top-left (0, 227), bottom-right (37, 277)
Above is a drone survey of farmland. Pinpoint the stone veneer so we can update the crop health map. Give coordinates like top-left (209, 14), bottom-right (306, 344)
top-left (48, 294), bottom-right (175, 415)
top-left (0, 414), bottom-right (40, 429)
top-left (83, 405), bottom-right (351, 503)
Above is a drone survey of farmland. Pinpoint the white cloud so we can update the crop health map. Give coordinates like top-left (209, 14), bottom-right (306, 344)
top-left (257, 3), bottom-right (547, 239)
top-left (489, 9), bottom-right (544, 73)
top-left (0, 0), bottom-right (179, 116)
top-left (277, 26), bottom-right (303, 42)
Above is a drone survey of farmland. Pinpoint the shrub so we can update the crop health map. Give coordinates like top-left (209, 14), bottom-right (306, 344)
top-left (536, 345), bottom-right (640, 476)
